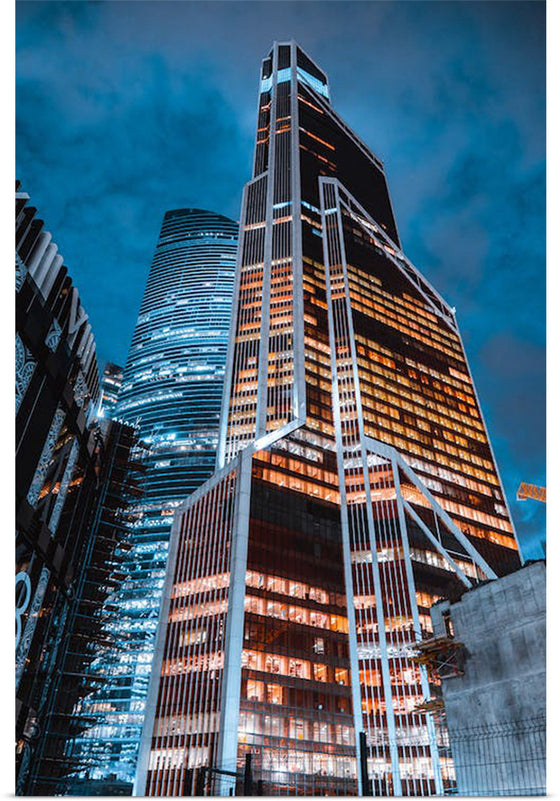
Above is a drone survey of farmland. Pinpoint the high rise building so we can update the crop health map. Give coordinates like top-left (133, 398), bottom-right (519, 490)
top-left (67, 209), bottom-right (238, 792)
top-left (16, 184), bottom-right (100, 793)
top-left (25, 419), bottom-right (142, 796)
top-left (15, 184), bottom-right (135, 795)
top-left (98, 362), bottom-right (124, 419)
top-left (135, 43), bottom-right (521, 797)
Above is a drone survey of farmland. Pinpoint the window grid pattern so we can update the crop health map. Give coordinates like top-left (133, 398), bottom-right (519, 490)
top-left (322, 179), bottom-right (447, 794)
top-left (225, 176), bottom-right (267, 461)
top-left (237, 466), bottom-right (358, 795)
top-left (146, 470), bottom-right (238, 795)
top-left (335, 189), bottom-right (517, 567)
top-left (140, 42), bottom-right (520, 798)
top-left (73, 209), bottom-right (237, 788)
top-left (321, 177), bottom-right (516, 795)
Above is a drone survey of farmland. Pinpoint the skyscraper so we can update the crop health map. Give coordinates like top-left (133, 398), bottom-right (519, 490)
top-left (98, 362), bottom-right (124, 419)
top-left (27, 419), bottom-right (142, 796)
top-left (68, 209), bottom-right (238, 792)
top-left (15, 185), bottom-right (144, 796)
top-left (136, 43), bottom-right (521, 797)
top-left (16, 184), bottom-right (101, 794)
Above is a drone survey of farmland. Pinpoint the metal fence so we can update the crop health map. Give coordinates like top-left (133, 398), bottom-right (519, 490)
top-left (153, 716), bottom-right (546, 796)
top-left (444, 716), bottom-right (546, 796)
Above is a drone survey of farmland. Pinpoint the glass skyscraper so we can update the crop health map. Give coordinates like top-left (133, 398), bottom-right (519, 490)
top-left (135, 43), bottom-right (521, 797)
top-left (98, 362), bottom-right (124, 419)
top-left (68, 209), bottom-right (237, 792)
top-left (16, 184), bottom-right (102, 795)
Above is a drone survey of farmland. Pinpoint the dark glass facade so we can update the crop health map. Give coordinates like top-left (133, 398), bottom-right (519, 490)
top-left (239, 473), bottom-right (356, 795)
top-left (136, 43), bottom-right (521, 797)
top-left (66, 209), bottom-right (237, 791)
top-left (25, 420), bottom-right (142, 796)
top-left (15, 184), bottom-right (104, 794)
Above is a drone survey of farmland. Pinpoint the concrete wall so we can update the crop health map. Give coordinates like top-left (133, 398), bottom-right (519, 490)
top-left (431, 561), bottom-right (545, 796)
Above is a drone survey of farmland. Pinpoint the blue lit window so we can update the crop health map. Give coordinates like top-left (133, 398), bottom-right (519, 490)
top-left (260, 67), bottom-right (329, 99)
top-left (260, 67), bottom-right (291, 93)
top-left (297, 68), bottom-right (329, 99)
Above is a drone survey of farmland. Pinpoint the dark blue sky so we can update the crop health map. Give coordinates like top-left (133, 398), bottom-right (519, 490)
top-left (16, 0), bottom-right (545, 559)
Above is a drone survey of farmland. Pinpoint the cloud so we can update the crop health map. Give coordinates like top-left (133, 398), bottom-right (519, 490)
top-left (16, 0), bottom-right (545, 559)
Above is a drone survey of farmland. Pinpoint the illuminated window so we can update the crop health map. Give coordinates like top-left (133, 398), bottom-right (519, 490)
top-left (289, 719), bottom-right (307, 741)
top-left (266, 655), bottom-right (283, 674)
top-left (335, 668), bottom-right (349, 685)
top-left (289, 659), bottom-right (305, 678)
top-left (247, 680), bottom-right (264, 701)
top-left (266, 684), bottom-right (283, 705)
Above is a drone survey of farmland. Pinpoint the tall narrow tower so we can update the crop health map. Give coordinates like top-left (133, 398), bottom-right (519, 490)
top-left (136, 43), bottom-right (520, 797)
top-left (68, 209), bottom-right (237, 792)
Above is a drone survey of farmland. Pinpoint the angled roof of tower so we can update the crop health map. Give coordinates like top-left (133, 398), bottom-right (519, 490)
top-left (262, 40), bottom-right (331, 102)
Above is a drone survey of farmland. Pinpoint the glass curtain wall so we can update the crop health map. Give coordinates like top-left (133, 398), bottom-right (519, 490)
top-left (137, 44), bottom-right (520, 797)
top-left (67, 209), bottom-right (237, 792)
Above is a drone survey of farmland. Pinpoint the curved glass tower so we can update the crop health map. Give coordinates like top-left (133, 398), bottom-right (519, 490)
top-left (118, 208), bottom-right (238, 512)
top-left (67, 209), bottom-right (238, 793)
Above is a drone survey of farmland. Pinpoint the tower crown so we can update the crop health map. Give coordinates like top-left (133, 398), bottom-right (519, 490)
top-left (219, 39), bottom-right (400, 466)
top-left (260, 41), bottom-right (330, 101)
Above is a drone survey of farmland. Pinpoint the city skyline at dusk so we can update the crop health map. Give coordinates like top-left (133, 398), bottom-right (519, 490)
top-left (16, 2), bottom-right (545, 554)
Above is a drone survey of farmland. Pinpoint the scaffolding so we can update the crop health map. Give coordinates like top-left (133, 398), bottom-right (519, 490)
top-left (410, 635), bottom-right (467, 680)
